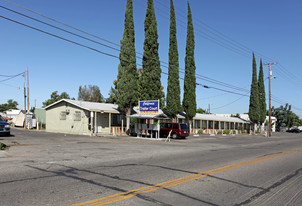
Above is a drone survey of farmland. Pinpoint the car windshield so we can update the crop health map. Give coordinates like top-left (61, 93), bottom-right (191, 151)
top-left (180, 124), bottom-right (188, 130)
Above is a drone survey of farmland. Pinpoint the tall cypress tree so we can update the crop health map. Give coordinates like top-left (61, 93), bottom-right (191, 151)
top-left (258, 59), bottom-right (266, 126)
top-left (140, 0), bottom-right (162, 102)
top-left (116, 0), bottom-right (138, 131)
top-left (183, 3), bottom-right (196, 131)
top-left (166, 0), bottom-right (181, 120)
top-left (248, 53), bottom-right (260, 127)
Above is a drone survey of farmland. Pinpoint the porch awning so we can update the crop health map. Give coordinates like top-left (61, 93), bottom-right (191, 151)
top-left (126, 113), bottom-right (169, 120)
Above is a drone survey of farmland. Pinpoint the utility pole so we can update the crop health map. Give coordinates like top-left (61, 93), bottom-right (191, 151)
top-left (23, 70), bottom-right (26, 112)
top-left (24, 87), bottom-right (26, 111)
top-left (26, 67), bottom-right (29, 113)
top-left (264, 62), bottom-right (277, 137)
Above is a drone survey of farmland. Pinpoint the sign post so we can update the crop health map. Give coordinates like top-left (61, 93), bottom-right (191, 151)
top-left (138, 100), bottom-right (160, 139)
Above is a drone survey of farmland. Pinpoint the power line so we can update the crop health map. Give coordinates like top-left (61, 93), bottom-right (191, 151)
top-left (0, 5), bottom-right (121, 53)
top-left (0, 74), bottom-right (19, 77)
top-left (2, 0), bottom-right (121, 49)
top-left (211, 92), bottom-right (249, 110)
top-left (154, 0), bottom-right (251, 57)
top-left (4, 0), bottom-right (299, 96)
top-left (0, 71), bottom-right (25, 83)
top-left (157, 0), bottom-right (276, 62)
top-left (1, 3), bottom-right (250, 95)
top-left (1, 15), bottom-right (252, 99)
top-left (0, 15), bottom-right (121, 60)
top-left (3, 4), bottom-right (301, 114)
top-left (5, 12), bottom-right (301, 116)
top-left (153, 0), bottom-right (301, 91)
top-left (141, 0), bottom-right (251, 58)
top-left (136, 0), bottom-right (251, 91)
top-left (0, 82), bottom-right (21, 89)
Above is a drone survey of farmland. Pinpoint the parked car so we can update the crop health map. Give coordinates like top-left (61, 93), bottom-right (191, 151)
top-left (287, 128), bottom-right (301, 133)
top-left (0, 115), bottom-right (10, 136)
top-left (160, 122), bottom-right (190, 139)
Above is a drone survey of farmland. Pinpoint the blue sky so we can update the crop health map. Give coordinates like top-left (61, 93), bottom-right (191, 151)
top-left (1, 0), bottom-right (301, 117)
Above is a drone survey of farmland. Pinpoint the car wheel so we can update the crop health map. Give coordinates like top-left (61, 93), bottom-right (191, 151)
top-left (172, 133), bottom-right (178, 139)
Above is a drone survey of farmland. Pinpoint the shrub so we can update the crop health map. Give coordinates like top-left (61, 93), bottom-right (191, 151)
top-left (0, 142), bottom-right (9, 150)
top-left (198, 129), bottom-right (203, 134)
top-left (217, 130), bottom-right (223, 134)
top-left (224, 129), bottom-right (230, 134)
top-left (232, 130), bottom-right (236, 134)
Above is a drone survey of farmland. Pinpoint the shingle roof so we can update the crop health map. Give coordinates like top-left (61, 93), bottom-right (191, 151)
top-left (45, 99), bottom-right (120, 113)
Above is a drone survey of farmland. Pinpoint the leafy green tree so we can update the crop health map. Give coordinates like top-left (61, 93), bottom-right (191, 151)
top-left (78, 85), bottom-right (104, 102)
top-left (183, 3), bottom-right (196, 131)
top-left (116, 0), bottom-right (138, 131)
top-left (0, 99), bottom-right (18, 112)
top-left (139, 0), bottom-right (162, 102)
top-left (290, 112), bottom-right (300, 127)
top-left (248, 53), bottom-right (260, 128)
top-left (138, 68), bottom-right (165, 108)
top-left (231, 114), bottom-right (241, 118)
top-left (271, 103), bottom-right (301, 129)
top-left (196, 108), bottom-right (205, 114)
top-left (60, 92), bottom-right (71, 99)
top-left (166, 0), bottom-right (181, 121)
top-left (43, 91), bottom-right (71, 107)
top-left (106, 85), bottom-right (117, 104)
top-left (258, 59), bottom-right (266, 126)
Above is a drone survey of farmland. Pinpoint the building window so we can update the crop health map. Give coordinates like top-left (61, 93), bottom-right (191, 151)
top-left (202, 120), bottom-right (207, 129)
top-left (226, 122), bottom-right (230, 129)
top-left (60, 111), bottom-right (66, 120)
top-left (208, 121), bottom-right (213, 129)
top-left (214, 121), bottom-right (219, 129)
top-left (112, 114), bottom-right (122, 126)
top-left (178, 119), bottom-right (185, 123)
top-left (230, 123), bottom-right (234, 130)
top-left (74, 111), bottom-right (81, 121)
top-left (221, 122), bottom-right (225, 129)
top-left (195, 120), bottom-right (200, 129)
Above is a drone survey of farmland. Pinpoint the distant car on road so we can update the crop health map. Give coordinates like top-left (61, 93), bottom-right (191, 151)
top-left (0, 115), bottom-right (10, 136)
top-left (160, 122), bottom-right (190, 139)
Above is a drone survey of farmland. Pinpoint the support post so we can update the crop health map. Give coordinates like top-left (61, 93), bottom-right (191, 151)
top-left (109, 113), bottom-right (111, 135)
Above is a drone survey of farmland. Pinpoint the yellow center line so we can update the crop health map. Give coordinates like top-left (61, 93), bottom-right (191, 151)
top-left (72, 148), bottom-right (302, 206)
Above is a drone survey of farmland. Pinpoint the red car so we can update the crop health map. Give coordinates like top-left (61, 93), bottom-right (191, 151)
top-left (160, 122), bottom-right (190, 139)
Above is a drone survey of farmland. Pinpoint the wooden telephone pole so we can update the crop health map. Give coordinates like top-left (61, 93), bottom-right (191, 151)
top-left (264, 62), bottom-right (277, 137)
top-left (26, 67), bottom-right (29, 113)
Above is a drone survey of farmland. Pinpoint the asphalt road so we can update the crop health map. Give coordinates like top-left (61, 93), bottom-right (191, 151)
top-left (1, 128), bottom-right (302, 206)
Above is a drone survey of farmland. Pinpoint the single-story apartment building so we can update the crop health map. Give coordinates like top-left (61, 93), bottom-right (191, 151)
top-left (215, 114), bottom-right (277, 132)
top-left (45, 99), bottom-right (124, 135)
top-left (176, 113), bottom-right (252, 134)
top-left (45, 99), bottom-right (275, 136)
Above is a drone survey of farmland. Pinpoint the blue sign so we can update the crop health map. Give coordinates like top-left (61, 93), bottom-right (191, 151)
top-left (139, 100), bottom-right (159, 113)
